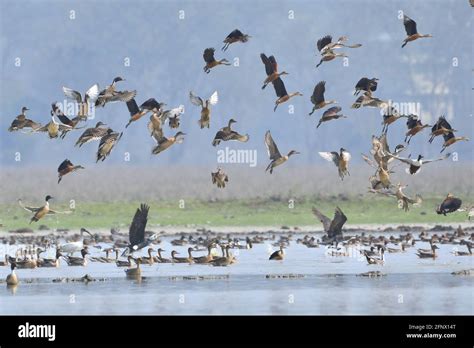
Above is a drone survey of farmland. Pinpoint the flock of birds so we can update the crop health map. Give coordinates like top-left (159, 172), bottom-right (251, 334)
top-left (3, 202), bottom-right (473, 285)
top-left (3, 16), bottom-right (473, 284)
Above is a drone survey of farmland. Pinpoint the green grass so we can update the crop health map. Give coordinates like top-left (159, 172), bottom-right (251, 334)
top-left (0, 196), bottom-right (469, 231)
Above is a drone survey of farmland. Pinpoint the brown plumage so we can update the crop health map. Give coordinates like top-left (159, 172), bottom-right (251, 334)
top-left (203, 48), bottom-right (230, 73)
top-left (57, 159), bottom-right (84, 183)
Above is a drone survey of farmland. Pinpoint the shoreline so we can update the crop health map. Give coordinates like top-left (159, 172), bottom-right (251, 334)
top-left (2, 222), bottom-right (473, 237)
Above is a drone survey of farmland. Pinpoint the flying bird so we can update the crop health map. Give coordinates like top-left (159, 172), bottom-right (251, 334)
top-left (312, 206), bottom-right (347, 244)
top-left (57, 159), bottom-right (84, 183)
top-left (74, 122), bottom-right (110, 147)
top-left (429, 116), bottom-right (457, 144)
top-left (319, 148), bottom-right (351, 180)
top-left (316, 106), bottom-right (347, 128)
top-left (260, 54), bottom-right (288, 90)
top-left (122, 204), bottom-right (158, 256)
top-left (309, 81), bottom-right (337, 115)
top-left (189, 91), bottom-right (218, 128)
top-left (211, 168), bottom-right (229, 188)
top-left (272, 77), bottom-right (302, 112)
top-left (401, 14), bottom-right (432, 48)
top-left (222, 29), bottom-right (250, 51)
top-left (8, 107), bottom-right (41, 131)
top-left (62, 84), bottom-right (100, 120)
top-left (436, 194), bottom-right (462, 216)
top-left (388, 153), bottom-right (451, 175)
top-left (95, 77), bottom-right (136, 107)
top-left (405, 115), bottom-right (430, 144)
top-left (96, 129), bottom-right (123, 162)
top-left (354, 77), bottom-right (378, 96)
top-left (265, 131), bottom-right (299, 174)
top-left (212, 118), bottom-right (249, 146)
top-left (203, 48), bottom-right (230, 73)
top-left (125, 97), bottom-right (164, 128)
top-left (18, 195), bottom-right (72, 224)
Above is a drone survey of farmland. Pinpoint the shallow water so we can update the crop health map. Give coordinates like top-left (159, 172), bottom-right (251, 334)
top-left (1, 235), bottom-right (472, 315)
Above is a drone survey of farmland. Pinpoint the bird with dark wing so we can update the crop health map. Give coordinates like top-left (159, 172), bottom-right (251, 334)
top-left (265, 130), bottom-right (299, 174)
top-left (272, 77), bottom-right (302, 112)
top-left (354, 77), bottom-right (378, 96)
top-left (125, 97), bottom-right (164, 128)
top-left (57, 159), bottom-right (84, 184)
top-left (95, 77), bottom-right (137, 108)
top-left (211, 168), bottom-right (229, 188)
top-left (436, 194), bottom-right (462, 216)
top-left (404, 115), bottom-right (430, 144)
top-left (96, 129), bottom-right (123, 162)
top-left (401, 14), bottom-right (432, 48)
top-left (203, 48), bottom-right (230, 73)
top-left (260, 53), bottom-right (288, 90)
top-left (33, 103), bottom-right (72, 139)
top-left (122, 204), bottom-right (158, 256)
top-left (222, 29), bottom-right (250, 51)
top-left (429, 116), bottom-right (456, 143)
top-left (309, 81), bottom-right (337, 115)
top-left (8, 107), bottom-right (41, 131)
top-left (316, 106), bottom-right (347, 128)
top-left (75, 122), bottom-right (110, 147)
top-left (212, 118), bottom-right (249, 146)
top-left (312, 206), bottom-right (347, 243)
top-left (440, 131), bottom-right (469, 153)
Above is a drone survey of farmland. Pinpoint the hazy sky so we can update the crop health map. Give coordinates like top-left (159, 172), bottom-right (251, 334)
top-left (1, 0), bottom-right (472, 170)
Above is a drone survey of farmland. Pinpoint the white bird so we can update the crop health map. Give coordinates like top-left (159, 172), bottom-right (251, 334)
top-left (59, 228), bottom-right (94, 256)
top-left (388, 153), bottom-right (451, 175)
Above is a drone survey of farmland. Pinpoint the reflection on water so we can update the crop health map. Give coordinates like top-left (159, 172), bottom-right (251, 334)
top-left (0, 237), bottom-right (472, 314)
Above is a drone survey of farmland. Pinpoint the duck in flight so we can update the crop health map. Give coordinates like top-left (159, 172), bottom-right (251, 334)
top-left (260, 53), bottom-right (288, 90)
top-left (18, 195), bottom-right (72, 224)
top-left (122, 204), bottom-right (159, 257)
top-left (95, 77), bottom-right (136, 108)
top-left (189, 91), bottom-right (218, 129)
top-left (57, 159), bottom-right (84, 183)
top-left (264, 131), bottom-right (299, 174)
top-left (222, 29), bottom-right (251, 51)
top-left (8, 107), bottom-right (41, 132)
top-left (62, 84), bottom-right (99, 120)
top-left (401, 14), bottom-right (432, 48)
top-left (212, 118), bottom-right (249, 146)
top-left (319, 148), bottom-right (351, 180)
top-left (312, 206), bottom-right (347, 245)
top-left (203, 48), bottom-right (230, 73)
top-left (388, 153), bottom-right (451, 175)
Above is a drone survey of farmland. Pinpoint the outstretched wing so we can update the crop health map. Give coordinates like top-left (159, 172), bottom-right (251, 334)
top-left (18, 199), bottom-right (41, 212)
top-left (319, 151), bottom-right (339, 166)
top-left (322, 106), bottom-right (342, 117)
top-left (328, 207), bottom-right (347, 239)
top-left (272, 77), bottom-right (287, 98)
top-left (203, 48), bottom-right (216, 63)
top-left (317, 35), bottom-right (332, 52)
top-left (85, 84), bottom-right (100, 102)
top-left (311, 207), bottom-right (332, 232)
top-left (129, 203), bottom-right (149, 246)
top-left (57, 159), bottom-right (72, 172)
top-left (260, 53), bottom-right (275, 76)
top-left (63, 87), bottom-right (83, 103)
top-left (189, 91), bottom-right (204, 106)
top-left (403, 15), bottom-right (418, 36)
top-left (311, 81), bottom-right (326, 105)
top-left (265, 130), bottom-right (281, 160)
top-left (208, 91), bottom-right (219, 105)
